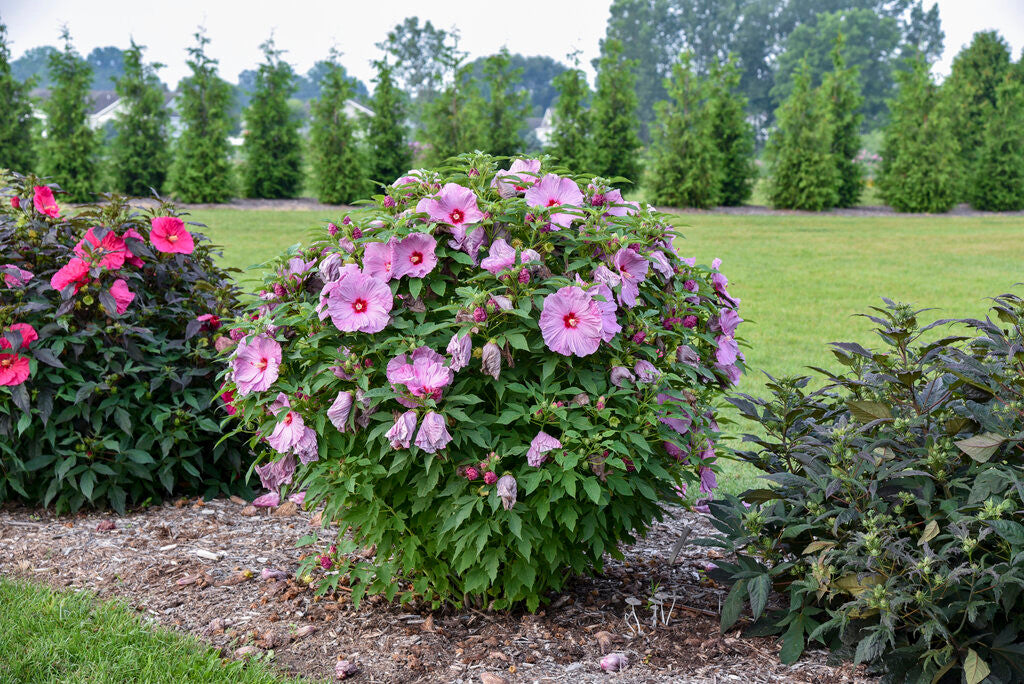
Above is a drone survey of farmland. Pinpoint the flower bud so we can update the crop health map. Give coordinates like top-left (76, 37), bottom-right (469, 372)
top-left (327, 222), bottom-right (339, 236)
top-left (473, 306), bottom-right (487, 322)
top-left (465, 467), bottom-right (480, 481)
top-left (484, 471), bottom-right (497, 485)
top-left (383, 196), bottom-right (396, 208)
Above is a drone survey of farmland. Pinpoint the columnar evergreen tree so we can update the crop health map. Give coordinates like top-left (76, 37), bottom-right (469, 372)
top-left (171, 29), bottom-right (234, 203)
top-left (648, 52), bottom-right (720, 208)
top-left (821, 34), bottom-right (864, 208)
top-left (878, 53), bottom-right (960, 213)
top-left (421, 55), bottom-right (483, 166)
top-left (41, 28), bottom-right (97, 202)
top-left (589, 39), bottom-right (642, 184)
top-left (366, 59), bottom-right (411, 184)
top-left (766, 61), bottom-right (838, 211)
top-left (546, 52), bottom-right (591, 172)
top-left (0, 22), bottom-right (36, 174)
top-left (968, 77), bottom-right (1024, 211)
top-left (944, 31), bottom-right (1013, 175)
top-left (477, 48), bottom-right (529, 157)
top-left (309, 49), bottom-right (366, 204)
top-left (242, 38), bottom-right (303, 199)
top-left (111, 40), bottom-right (170, 196)
top-left (707, 56), bottom-right (755, 206)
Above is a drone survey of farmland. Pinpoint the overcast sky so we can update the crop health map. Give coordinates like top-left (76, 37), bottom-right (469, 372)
top-left (3, 0), bottom-right (1022, 89)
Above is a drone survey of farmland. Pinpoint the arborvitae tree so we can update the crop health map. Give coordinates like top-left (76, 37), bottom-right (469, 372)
top-left (766, 61), bottom-right (838, 211)
top-left (477, 48), bottom-right (529, 157)
top-left (242, 38), bottom-right (303, 199)
top-left (647, 52), bottom-right (721, 208)
top-left (0, 22), bottom-right (36, 174)
top-left (944, 31), bottom-right (1013, 174)
top-left (366, 59), bottom-right (411, 184)
top-left (878, 53), bottom-right (960, 213)
top-left (309, 49), bottom-right (366, 204)
top-left (422, 56), bottom-right (483, 166)
top-left (969, 77), bottom-right (1024, 211)
top-left (707, 56), bottom-right (756, 206)
top-left (171, 30), bottom-right (234, 203)
top-left (589, 39), bottom-right (642, 184)
top-left (821, 34), bottom-right (864, 208)
top-left (546, 52), bottom-right (591, 172)
top-left (111, 40), bottom-right (170, 195)
top-left (41, 28), bottom-right (97, 202)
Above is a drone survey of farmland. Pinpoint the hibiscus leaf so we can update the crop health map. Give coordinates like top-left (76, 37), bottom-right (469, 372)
top-left (98, 289), bottom-right (119, 317)
top-left (33, 347), bottom-right (64, 368)
top-left (11, 383), bottom-right (30, 414)
top-left (409, 278), bottom-right (423, 300)
top-left (955, 432), bottom-right (1005, 462)
top-left (505, 333), bottom-right (530, 351)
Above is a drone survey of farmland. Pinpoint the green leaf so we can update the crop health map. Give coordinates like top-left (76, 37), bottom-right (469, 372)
top-left (582, 478), bottom-right (601, 504)
top-left (505, 332), bottom-right (530, 351)
top-left (955, 432), bottom-right (1005, 463)
top-left (408, 278), bottom-right (423, 300)
top-left (988, 519), bottom-right (1024, 546)
top-left (748, 574), bottom-right (771, 620)
top-left (113, 407), bottom-right (132, 435)
top-left (778, 620), bottom-right (805, 664)
top-left (846, 400), bottom-right (892, 423)
top-left (963, 648), bottom-right (990, 684)
top-left (720, 579), bottom-right (746, 632)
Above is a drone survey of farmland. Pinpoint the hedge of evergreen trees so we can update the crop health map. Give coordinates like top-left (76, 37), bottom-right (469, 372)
top-left (3, 21), bottom-right (1023, 212)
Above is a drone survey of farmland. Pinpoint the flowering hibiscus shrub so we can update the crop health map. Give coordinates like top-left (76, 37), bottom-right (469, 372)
top-left (0, 172), bottom-right (249, 513)
top-left (223, 154), bottom-right (744, 609)
top-left (704, 298), bottom-right (1024, 683)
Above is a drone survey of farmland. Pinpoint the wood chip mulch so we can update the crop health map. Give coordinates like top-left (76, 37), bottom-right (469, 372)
top-left (0, 498), bottom-right (873, 683)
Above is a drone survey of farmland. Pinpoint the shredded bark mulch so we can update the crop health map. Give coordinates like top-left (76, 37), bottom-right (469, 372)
top-left (0, 499), bottom-right (872, 683)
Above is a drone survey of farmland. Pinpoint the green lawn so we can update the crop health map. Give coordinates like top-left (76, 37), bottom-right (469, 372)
top-left (0, 578), bottom-right (302, 683)
top-left (189, 207), bottom-right (1024, 493)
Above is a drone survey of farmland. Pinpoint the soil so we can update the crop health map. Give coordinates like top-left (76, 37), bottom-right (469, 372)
top-left (119, 197), bottom-right (1024, 218)
top-left (0, 499), bottom-right (872, 683)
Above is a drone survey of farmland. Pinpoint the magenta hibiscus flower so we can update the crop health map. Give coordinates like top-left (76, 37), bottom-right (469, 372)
top-left (320, 269), bottom-right (393, 334)
top-left (149, 216), bottom-right (195, 254)
top-left (579, 279), bottom-right (620, 343)
top-left (232, 334), bottom-right (282, 396)
top-left (122, 228), bottom-right (146, 266)
top-left (0, 323), bottom-right (37, 351)
top-left (416, 182), bottom-right (485, 227)
top-left (392, 233), bottom-right (438, 279)
top-left (612, 247), bottom-right (649, 308)
top-left (75, 227), bottom-right (127, 270)
top-left (2, 266), bottom-right (34, 288)
top-left (539, 286), bottom-right (604, 357)
top-left (479, 239), bottom-right (539, 276)
top-left (524, 174), bottom-right (584, 230)
top-left (33, 186), bottom-right (59, 218)
top-left (491, 158), bottom-right (541, 197)
top-left (50, 257), bottom-right (92, 294)
top-left (108, 279), bottom-right (135, 314)
top-left (0, 353), bottom-right (30, 386)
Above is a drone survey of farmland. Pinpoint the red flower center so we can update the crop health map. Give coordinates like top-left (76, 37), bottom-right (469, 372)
top-left (352, 298), bottom-right (367, 313)
top-left (410, 252), bottom-right (422, 265)
top-left (449, 209), bottom-right (464, 224)
top-left (284, 412), bottom-right (294, 425)
top-left (546, 199), bottom-right (561, 207)
top-left (563, 312), bottom-right (579, 329)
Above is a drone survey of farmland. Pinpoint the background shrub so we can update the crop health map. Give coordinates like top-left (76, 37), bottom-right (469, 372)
top-left (0, 172), bottom-right (250, 513)
top-left (224, 154), bottom-right (743, 610)
top-left (704, 298), bottom-right (1024, 682)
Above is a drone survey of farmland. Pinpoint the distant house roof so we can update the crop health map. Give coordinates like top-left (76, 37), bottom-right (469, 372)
top-left (30, 88), bottom-right (120, 117)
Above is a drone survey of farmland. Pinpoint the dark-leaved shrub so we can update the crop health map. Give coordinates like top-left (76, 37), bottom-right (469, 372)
top-left (0, 172), bottom-right (249, 513)
top-left (703, 298), bottom-right (1024, 682)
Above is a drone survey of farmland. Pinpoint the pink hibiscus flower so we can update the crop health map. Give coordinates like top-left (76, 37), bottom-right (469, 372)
top-left (267, 394), bottom-right (308, 454)
top-left (109, 279), bottom-right (135, 314)
top-left (149, 216), bottom-right (195, 254)
top-left (524, 174), bottom-right (584, 229)
top-left (75, 227), bottom-right (127, 270)
top-left (491, 158), bottom-right (541, 197)
top-left (0, 353), bottom-right (30, 386)
top-left (715, 335), bottom-right (739, 366)
top-left (526, 430), bottom-right (562, 467)
top-left (33, 186), bottom-right (60, 218)
top-left (578, 278), bottom-right (620, 343)
top-left (363, 239), bottom-right (397, 281)
top-left (657, 392), bottom-right (692, 434)
top-left (392, 233), bottom-right (438, 279)
top-left (387, 347), bottom-right (453, 406)
top-left (414, 411), bottom-right (451, 453)
top-left (255, 453), bottom-right (296, 492)
top-left (0, 323), bottom-right (38, 351)
top-left (320, 269), bottom-right (393, 333)
top-left (50, 257), bottom-right (92, 294)
top-left (601, 188), bottom-right (640, 217)
top-left (2, 266), bottom-right (34, 288)
top-left (327, 391), bottom-right (354, 432)
top-left (539, 286), bottom-right (604, 357)
top-left (122, 228), bottom-right (146, 267)
top-left (386, 410), bottom-right (418, 449)
top-left (612, 247), bottom-right (649, 308)
top-left (416, 182), bottom-right (485, 227)
top-left (232, 334), bottom-right (282, 396)
top-left (479, 239), bottom-right (539, 276)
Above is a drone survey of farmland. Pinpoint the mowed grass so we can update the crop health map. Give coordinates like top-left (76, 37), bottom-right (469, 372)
top-left (0, 578), bottom-right (302, 683)
top-left (190, 207), bottom-right (1024, 493)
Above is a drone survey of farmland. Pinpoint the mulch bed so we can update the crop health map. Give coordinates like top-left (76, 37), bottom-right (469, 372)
top-left (0, 498), bottom-right (871, 683)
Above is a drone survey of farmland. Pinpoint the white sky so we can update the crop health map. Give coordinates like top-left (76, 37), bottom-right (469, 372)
top-left (2, 0), bottom-right (1022, 88)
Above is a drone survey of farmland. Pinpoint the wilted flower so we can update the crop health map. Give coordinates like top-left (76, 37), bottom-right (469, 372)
top-left (446, 332), bottom-right (472, 371)
top-left (0, 323), bottom-right (37, 351)
top-left (634, 360), bottom-right (660, 383)
top-left (676, 345), bottom-right (700, 366)
top-left (386, 410), bottom-right (418, 449)
top-left (497, 474), bottom-right (517, 510)
top-left (414, 411), bottom-right (452, 453)
top-left (481, 341), bottom-right (502, 380)
top-left (108, 279), bottom-right (135, 315)
top-left (600, 653), bottom-right (629, 672)
top-left (610, 366), bottom-right (635, 388)
top-left (253, 491), bottom-right (281, 507)
top-left (657, 392), bottom-right (692, 434)
top-left (526, 430), bottom-right (562, 467)
top-left (327, 391), bottom-right (354, 432)
top-left (255, 453), bottom-right (296, 492)
top-left (2, 265), bottom-right (33, 288)
top-left (699, 465), bottom-right (717, 494)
